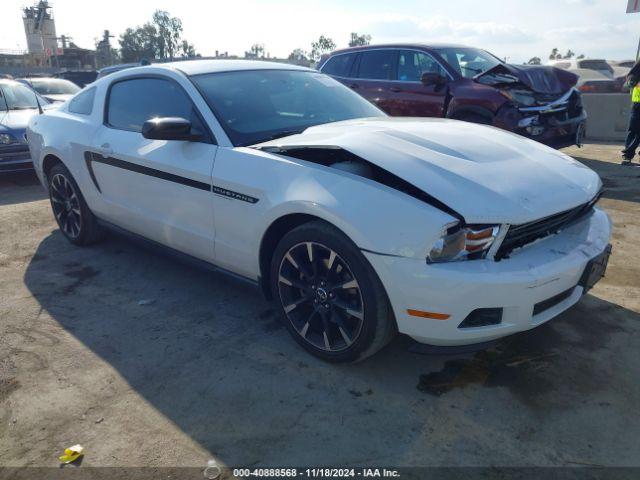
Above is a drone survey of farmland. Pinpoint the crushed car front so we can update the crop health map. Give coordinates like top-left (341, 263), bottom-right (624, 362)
top-left (258, 117), bottom-right (611, 347)
top-left (475, 63), bottom-right (587, 148)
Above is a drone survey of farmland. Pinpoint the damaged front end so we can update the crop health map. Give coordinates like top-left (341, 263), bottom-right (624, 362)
top-left (477, 64), bottom-right (587, 148)
top-left (257, 144), bottom-right (464, 221)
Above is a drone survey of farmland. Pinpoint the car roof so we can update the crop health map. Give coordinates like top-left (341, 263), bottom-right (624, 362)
top-left (327, 43), bottom-right (475, 56)
top-left (162, 59), bottom-right (313, 76)
top-left (97, 63), bottom-right (140, 74)
top-left (18, 77), bottom-right (68, 82)
top-left (0, 79), bottom-right (25, 86)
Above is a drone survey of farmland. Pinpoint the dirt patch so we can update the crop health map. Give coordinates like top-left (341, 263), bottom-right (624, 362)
top-left (0, 377), bottom-right (20, 402)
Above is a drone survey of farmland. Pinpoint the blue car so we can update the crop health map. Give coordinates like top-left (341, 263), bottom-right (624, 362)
top-left (0, 79), bottom-right (49, 172)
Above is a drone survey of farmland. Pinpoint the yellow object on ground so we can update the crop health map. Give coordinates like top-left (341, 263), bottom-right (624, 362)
top-left (59, 444), bottom-right (84, 464)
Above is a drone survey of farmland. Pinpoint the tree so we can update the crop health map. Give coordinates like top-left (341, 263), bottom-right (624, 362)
top-left (245, 43), bottom-right (265, 58)
top-left (563, 49), bottom-right (575, 59)
top-left (526, 57), bottom-right (541, 65)
top-left (549, 47), bottom-right (561, 60)
top-left (152, 10), bottom-right (183, 60)
top-left (179, 40), bottom-right (198, 59)
top-left (310, 35), bottom-right (336, 62)
top-left (118, 10), bottom-right (197, 63)
top-left (288, 48), bottom-right (309, 65)
top-left (119, 24), bottom-right (158, 63)
top-left (349, 32), bottom-right (371, 47)
top-left (577, 54), bottom-right (585, 59)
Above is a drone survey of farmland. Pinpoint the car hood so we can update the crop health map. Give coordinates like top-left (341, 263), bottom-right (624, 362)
top-left (0, 109), bottom-right (38, 135)
top-left (43, 93), bottom-right (74, 103)
top-left (476, 63), bottom-right (579, 95)
top-left (257, 117), bottom-right (601, 225)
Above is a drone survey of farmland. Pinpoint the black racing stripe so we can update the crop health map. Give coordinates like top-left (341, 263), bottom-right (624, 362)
top-left (89, 152), bottom-right (210, 191)
top-left (84, 151), bottom-right (259, 203)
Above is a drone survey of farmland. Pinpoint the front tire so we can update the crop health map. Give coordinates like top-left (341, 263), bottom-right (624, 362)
top-left (48, 163), bottom-right (104, 246)
top-left (270, 221), bottom-right (396, 362)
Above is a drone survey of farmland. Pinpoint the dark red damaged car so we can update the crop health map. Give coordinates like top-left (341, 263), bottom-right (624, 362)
top-left (318, 44), bottom-right (586, 149)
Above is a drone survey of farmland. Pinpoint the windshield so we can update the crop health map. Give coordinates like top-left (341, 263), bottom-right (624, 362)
top-left (191, 70), bottom-right (385, 146)
top-left (29, 79), bottom-right (80, 95)
top-left (578, 60), bottom-right (614, 74)
top-left (0, 82), bottom-right (48, 110)
top-left (433, 47), bottom-right (503, 78)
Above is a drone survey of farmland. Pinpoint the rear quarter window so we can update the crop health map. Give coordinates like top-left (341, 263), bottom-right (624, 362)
top-left (321, 54), bottom-right (355, 77)
top-left (578, 60), bottom-right (613, 73)
top-left (68, 87), bottom-right (96, 115)
top-left (356, 50), bottom-right (397, 80)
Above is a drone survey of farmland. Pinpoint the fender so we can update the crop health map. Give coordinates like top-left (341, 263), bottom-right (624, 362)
top-left (446, 104), bottom-right (496, 123)
top-left (207, 145), bottom-right (458, 281)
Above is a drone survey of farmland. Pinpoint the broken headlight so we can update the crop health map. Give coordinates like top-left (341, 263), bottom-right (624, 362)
top-left (0, 133), bottom-right (17, 145)
top-left (428, 224), bottom-right (500, 263)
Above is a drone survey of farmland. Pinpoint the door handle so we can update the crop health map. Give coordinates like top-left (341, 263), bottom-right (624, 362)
top-left (97, 143), bottom-right (113, 156)
top-left (348, 83), bottom-right (360, 89)
top-left (390, 87), bottom-right (401, 93)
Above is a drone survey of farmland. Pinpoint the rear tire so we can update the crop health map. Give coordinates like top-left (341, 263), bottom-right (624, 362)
top-left (270, 221), bottom-right (396, 362)
top-left (48, 163), bottom-right (104, 246)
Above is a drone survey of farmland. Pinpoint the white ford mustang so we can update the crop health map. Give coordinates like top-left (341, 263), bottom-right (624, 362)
top-left (27, 60), bottom-right (612, 362)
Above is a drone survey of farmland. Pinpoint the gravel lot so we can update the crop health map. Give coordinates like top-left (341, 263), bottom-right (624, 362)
top-left (0, 142), bottom-right (638, 472)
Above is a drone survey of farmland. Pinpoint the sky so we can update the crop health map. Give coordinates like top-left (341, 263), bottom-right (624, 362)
top-left (1, 0), bottom-right (639, 63)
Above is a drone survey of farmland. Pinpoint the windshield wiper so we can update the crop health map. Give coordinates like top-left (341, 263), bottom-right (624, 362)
top-left (9, 106), bottom-right (37, 110)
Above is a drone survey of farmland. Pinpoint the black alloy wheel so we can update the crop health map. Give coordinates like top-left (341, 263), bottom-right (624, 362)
top-left (48, 162), bottom-right (104, 246)
top-left (271, 221), bottom-right (396, 362)
top-left (278, 241), bottom-right (365, 353)
top-left (50, 172), bottom-right (82, 239)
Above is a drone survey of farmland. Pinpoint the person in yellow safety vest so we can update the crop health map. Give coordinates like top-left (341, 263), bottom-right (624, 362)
top-left (622, 59), bottom-right (640, 165)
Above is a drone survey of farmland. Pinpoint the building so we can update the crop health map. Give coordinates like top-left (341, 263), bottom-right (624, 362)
top-left (0, 50), bottom-right (27, 69)
top-left (23, 1), bottom-right (58, 58)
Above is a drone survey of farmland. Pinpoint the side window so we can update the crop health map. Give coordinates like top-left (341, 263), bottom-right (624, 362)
top-left (107, 77), bottom-right (201, 133)
top-left (321, 54), bottom-right (355, 77)
top-left (356, 50), bottom-right (396, 80)
top-left (68, 87), bottom-right (96, 115)
top-left (397, 50), bottom-right (446, 82)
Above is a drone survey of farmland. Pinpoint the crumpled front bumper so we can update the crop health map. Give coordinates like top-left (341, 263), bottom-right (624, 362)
top-left (364, 207), bottom-right (611, 346)
top-left (495, 88), bottom-right (587, 149)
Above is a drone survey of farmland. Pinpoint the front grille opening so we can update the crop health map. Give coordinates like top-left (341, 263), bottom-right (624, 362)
top-left (533, 287), bottom-right (575, 316)
top-left (496, 193), bottom-right (600, 261)
top-left (458, 308), bottom-right (503, 329)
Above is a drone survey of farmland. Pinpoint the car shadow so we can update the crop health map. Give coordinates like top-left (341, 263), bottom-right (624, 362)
top-left (22, 231), bottom-right (640, 466)
top-left (0, 170), bottom-right (46, 206)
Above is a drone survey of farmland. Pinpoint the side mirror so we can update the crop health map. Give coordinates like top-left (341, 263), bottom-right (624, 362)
top-left (141, 117), bottom-right (202, 141)
top-left (421, 72), bottom-right (447, 87)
